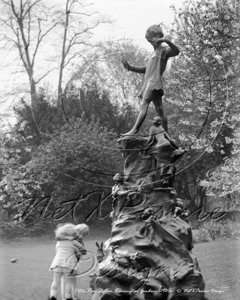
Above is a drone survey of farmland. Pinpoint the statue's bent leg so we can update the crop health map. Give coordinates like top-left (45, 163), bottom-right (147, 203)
top-left (152, 93), bottom-right (168, 133)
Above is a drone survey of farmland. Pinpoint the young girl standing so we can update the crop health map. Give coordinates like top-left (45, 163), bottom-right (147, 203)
top-left (49, 223), bottom-right (87, 300)
top-left (67, 224), bottom-right (89, 300)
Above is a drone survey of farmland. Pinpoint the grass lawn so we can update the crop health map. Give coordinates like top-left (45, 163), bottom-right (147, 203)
top-left (0, 236), bottom-right (240, 300)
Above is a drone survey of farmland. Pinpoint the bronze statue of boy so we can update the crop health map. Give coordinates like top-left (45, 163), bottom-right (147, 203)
top-left (122, 24), bottom-right (180, 135)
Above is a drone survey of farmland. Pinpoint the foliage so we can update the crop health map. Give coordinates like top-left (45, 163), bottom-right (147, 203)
top-left (168, 0), bottom-right (239, 143)
top-left (0, 116), bottom-right (121, 224)
top-left (14, 83), bottom-right (137, 142)
top-left (173, 124), bottom-right (234, 210)
top-left (192, 219), bottom-right (240, 242)
top-left (162, 0), bottom-right (240, 208)
top-left (0, 83), bottom-right (136, 225)
top-left (71, 39), bottom-right (148, 106)
top-left (1, 0), bottom-right (240, 228)
top-left (63, 83), bottom-right (137, 135)
top-left (200, 129), bottom-right (240, 208)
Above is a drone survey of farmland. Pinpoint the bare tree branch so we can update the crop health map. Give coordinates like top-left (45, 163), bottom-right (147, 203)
top-left (69, 11), bottom-right (98, 17)
top-left (0, 0), bottom-right (113, 110)
top-left (35, 67), bottom-right (58, 84)
top-left (63, 51), bottom-right (82, 68)
top-left (27, 2), bottom-right (31, 46)
top-left (32, 19), bottom-right (60, 66)
top-left (22, 0), bottom-right (42, 19)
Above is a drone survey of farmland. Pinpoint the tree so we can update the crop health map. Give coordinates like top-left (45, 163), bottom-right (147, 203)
top-left (168, 0), bottom-right (240, 139)
top-left (67, 38), bottom-right (153, 136)
top-left (54, 0), bottom-right (112, 104)
top-left (0, 0), bottom-right (112, 109)
top-left (13, 89), bottom-right (63, 144)
top-left (61, 83), bottom-right (137, 135)
top-left (0, 0), bottom-right (59, 111)
top-left (200, 128), bottom-right (240, 210)
top-left (0, 81), bottom-right (138, 224)
top-left (13, 81), bottom-right (137, 143)
top-left (0, 115), bottom-right (122, 224)
top-left (69, 39), bottom-right (148, 106)
top-left (161, 0), bottom-right (240, 208)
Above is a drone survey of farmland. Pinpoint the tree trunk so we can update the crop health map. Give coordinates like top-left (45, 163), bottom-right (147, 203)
top-left (30, 78), bottom-right (38, 111)
top-left (57, 0), bottom-right (70, 106)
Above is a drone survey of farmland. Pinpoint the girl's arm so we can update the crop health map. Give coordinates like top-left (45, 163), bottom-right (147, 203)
top-left (56, 234), bottom-right (73, 241)
top-left (122, 60), bottom-right (146, 74)
top-left (72, 240), bottom-right (87, 255)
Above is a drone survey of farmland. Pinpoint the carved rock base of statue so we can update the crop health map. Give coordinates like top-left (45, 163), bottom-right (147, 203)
top-left (91, 136), bottom-right (206, 300)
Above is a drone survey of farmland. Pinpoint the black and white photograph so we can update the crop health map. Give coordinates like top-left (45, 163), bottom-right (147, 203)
top-left (0, 0), bottom-right (239, 300)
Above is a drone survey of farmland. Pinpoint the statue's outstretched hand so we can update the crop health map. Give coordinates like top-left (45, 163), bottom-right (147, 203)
top-left (122, 60), bottom-right (131, 71)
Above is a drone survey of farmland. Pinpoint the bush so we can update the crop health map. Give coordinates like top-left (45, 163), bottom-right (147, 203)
top-left (0, 219), bottom-right (55, 239)
top-left (192, 219), bottom-right (240, 243)
top-left (193, 227), bottom-right (211, 242)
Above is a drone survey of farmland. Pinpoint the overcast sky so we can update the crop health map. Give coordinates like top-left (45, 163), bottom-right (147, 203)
top-left (90, 0), bottom-right (184, 47)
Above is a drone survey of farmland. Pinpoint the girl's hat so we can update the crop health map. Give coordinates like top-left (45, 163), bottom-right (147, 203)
top-left (145, 24), bottom-right (164, 41)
